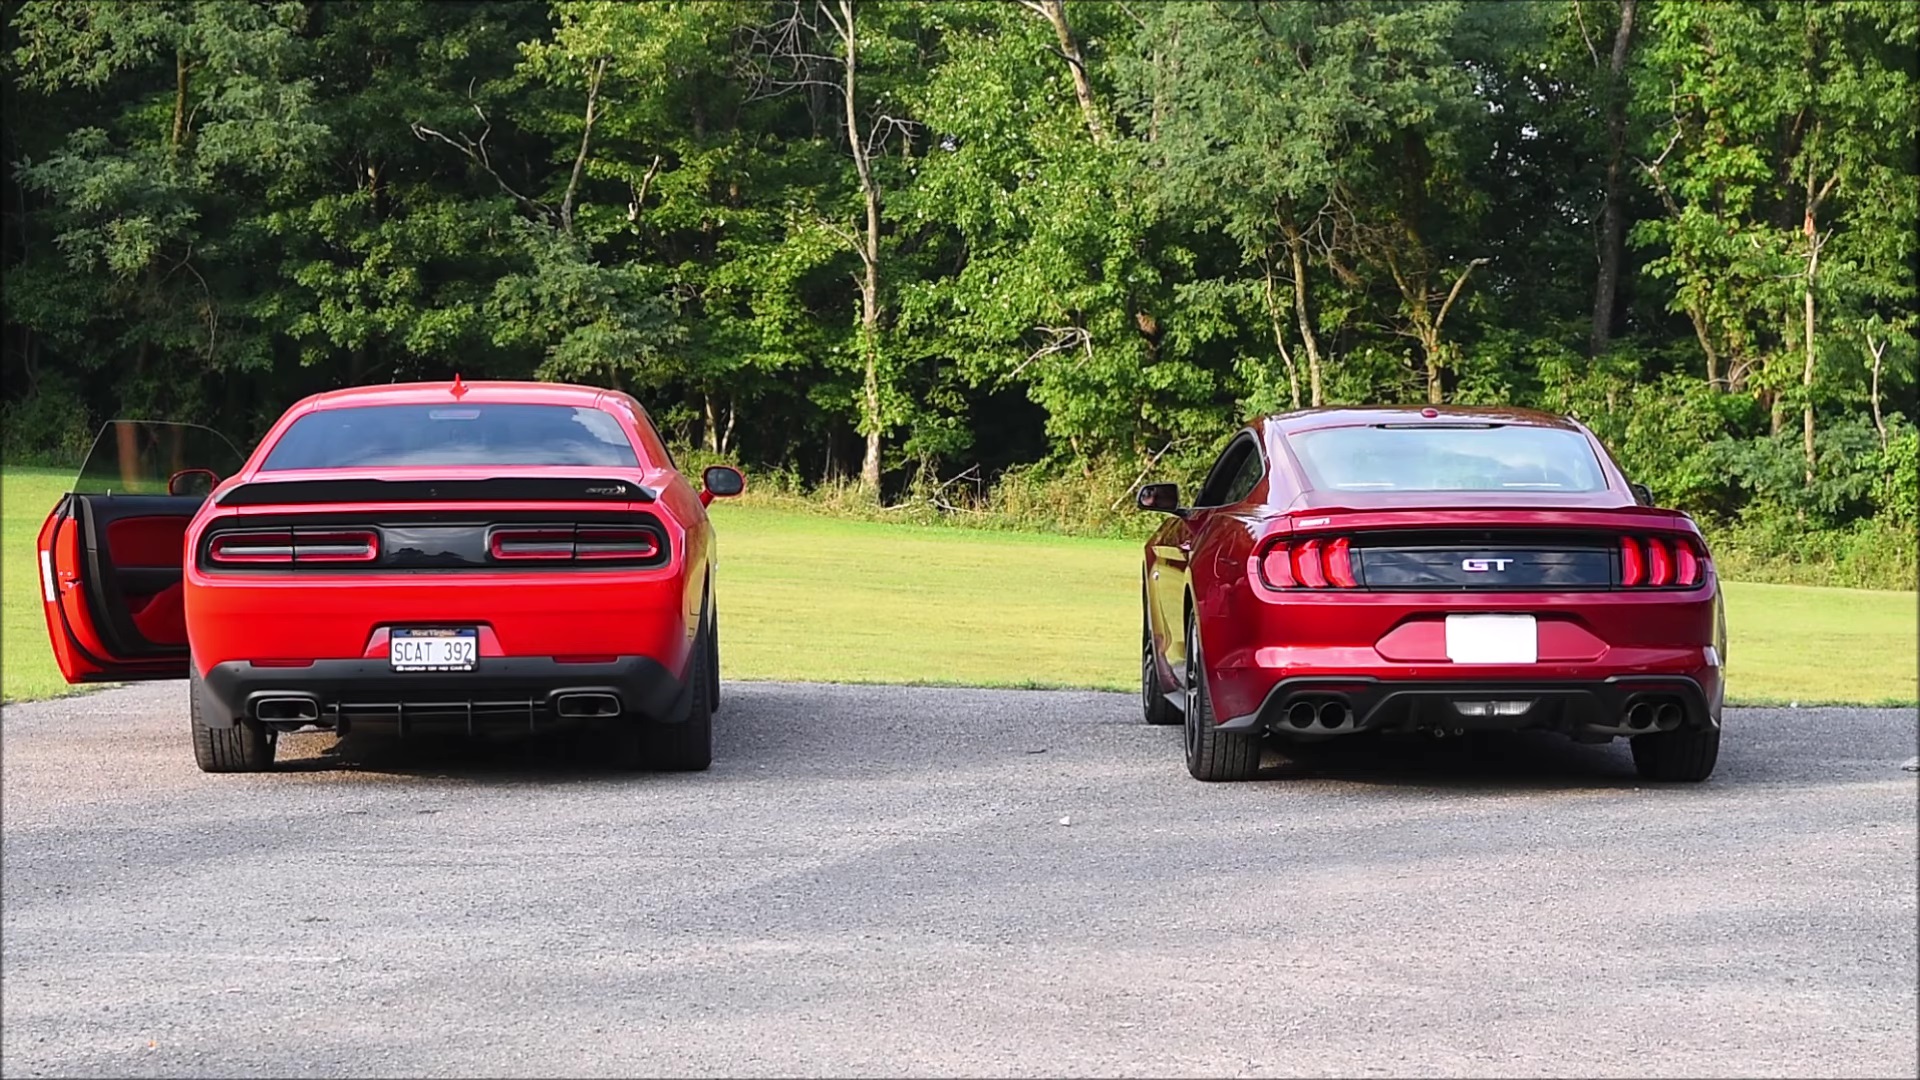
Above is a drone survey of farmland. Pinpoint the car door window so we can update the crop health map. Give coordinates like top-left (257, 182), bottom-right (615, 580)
top-left (1195, 435), bottom-right (1263, 507)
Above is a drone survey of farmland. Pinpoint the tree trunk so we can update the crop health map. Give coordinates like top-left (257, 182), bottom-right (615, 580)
top-left (1589, 0), bottom-right (1637, 356)
top-left (1868, 337), bottom-right (1888, 448)
top-left (1801, 251), bottom-right (1817, 486)
top-left (835, 0), bottom-right (885, 493)
top-left (171, 49), bottom-right (191, 154)
top-left (1028, 0), bottom-right (1106, 145)
top-left (1260, 266), bottom-right (1302, 410)
top-left (1286, 232), bottom-right (1326, 406)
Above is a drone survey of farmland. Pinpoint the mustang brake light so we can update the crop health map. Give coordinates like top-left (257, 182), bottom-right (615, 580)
top-left (1619, 534), bottom-right (1703, 589)
top-left (1256, 537), bottom-right (1360, 591)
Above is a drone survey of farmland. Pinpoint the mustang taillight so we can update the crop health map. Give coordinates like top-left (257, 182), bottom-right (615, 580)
top-left (1257, 537), bottom-right (1360, 590)
top-left (487, 525), bottom-right (662, 563)
top-left (1620, 535), bottom-right (1703, 588)
top-left (208, 528), bottom-right (378, 565)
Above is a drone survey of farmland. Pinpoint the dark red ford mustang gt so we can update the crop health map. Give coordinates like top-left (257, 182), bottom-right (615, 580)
top-left (37, 380), bottom-right (743, 773)
top-left (1138, 406), bottom-right (1725, 783)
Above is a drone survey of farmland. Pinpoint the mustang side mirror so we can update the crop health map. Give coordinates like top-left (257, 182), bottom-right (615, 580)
top-left (167, 468), bottom-right (219, 498)
top-left (701, 465), bottom-right (745, 506)
top-left (1628, 481), bottom-right (1653, 506)
top-left (1137, 483), bottom-right (1184, 515)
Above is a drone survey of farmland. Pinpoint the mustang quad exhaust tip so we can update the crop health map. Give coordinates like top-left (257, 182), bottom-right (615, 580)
top-left (1654, 701), bottom-right (1683, 729)
top-left (1316, 700), bottom-right (1350, 728)
top-left (1285, 701), bottom-right (1318, 729)
top-left (1626, 701), bottom-right (1655, 730)
top-left (552, 692), bottom-right (622, 719)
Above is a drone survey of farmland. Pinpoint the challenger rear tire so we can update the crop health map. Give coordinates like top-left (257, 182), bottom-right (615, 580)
top-left (706, 594), bottom-right (721, 714)
top-left (1629, 725), bottom-right (1719, 782)
top-left (1141, 606), bottom-right (1180, 726)
top-left (190, 668), bottom-right (275, 773)
top-left (1182, 610), bottom-right (1262, 782)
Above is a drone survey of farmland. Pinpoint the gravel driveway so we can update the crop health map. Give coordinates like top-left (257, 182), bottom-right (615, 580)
top-left (3, 681), bottom-right (1914, 1077)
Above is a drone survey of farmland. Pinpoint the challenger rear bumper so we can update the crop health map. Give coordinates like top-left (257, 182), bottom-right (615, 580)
top-left (1216, 674), bottom-right (1718, 737)
top-left (195, 656), bottom-right (691, 732)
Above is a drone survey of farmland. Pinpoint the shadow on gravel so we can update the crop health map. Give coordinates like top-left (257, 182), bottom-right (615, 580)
top-left (1248, 730), bottom-right (1662, 791)
top-left (270, 727), bottom-right (671, 784)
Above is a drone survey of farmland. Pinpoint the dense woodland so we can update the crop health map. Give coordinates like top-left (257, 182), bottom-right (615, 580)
top-left (2, 1), bottom-right (1914, 582)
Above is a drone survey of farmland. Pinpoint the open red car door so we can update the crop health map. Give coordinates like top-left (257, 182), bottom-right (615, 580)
top-left (37, 421), bottom-right (243, 683)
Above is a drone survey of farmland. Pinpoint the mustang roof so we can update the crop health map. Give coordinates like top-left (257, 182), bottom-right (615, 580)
top-left (1259, 405), bottom-right (1584, 435)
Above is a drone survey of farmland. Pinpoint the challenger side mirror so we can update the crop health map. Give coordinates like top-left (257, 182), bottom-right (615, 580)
top-left (1628, 481), bottom-right (1653, 506)
top-left (167, 468), bottom-right (219, 498)
top-left (701, 465), bottom-right (745, 506)
top-left (1137, 483), bottom-right (1183, 515)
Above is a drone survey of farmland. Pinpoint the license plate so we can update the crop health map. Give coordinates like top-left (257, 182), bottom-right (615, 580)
top-left (389, 628), bottom-right (479, 672)
top-left (1444, 614), bottom-right (1537, 664)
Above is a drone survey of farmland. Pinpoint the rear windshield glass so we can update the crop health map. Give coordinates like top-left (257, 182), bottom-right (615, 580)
top-left (1288, 424), bottom-right (1608, 493)
top-left (260, 404), bottom-right (639, 470)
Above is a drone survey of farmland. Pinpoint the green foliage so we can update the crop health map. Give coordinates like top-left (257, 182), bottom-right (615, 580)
top-left (3, 0), bottom-right (1914, 587)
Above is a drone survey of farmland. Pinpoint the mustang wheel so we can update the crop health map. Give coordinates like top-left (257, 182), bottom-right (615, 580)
top-left (1182, 610), bottom-right (1262, 781)
top-left (189, 668), bottom-right (275, 773)
top-left (1629, 725), bottom-right (1719, 782)
top-left (1141, 605), bottom-right (1181, 726)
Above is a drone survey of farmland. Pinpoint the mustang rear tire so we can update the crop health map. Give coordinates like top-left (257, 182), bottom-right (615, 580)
top-left (190, 668), bottom-right (275, 773)
top-left (1182, 610), bottom-right (1262, 782)
top-left (1629, 725), bottom-right (1719, 782)
top-left (1141, 606), bottom-right (1181, 726)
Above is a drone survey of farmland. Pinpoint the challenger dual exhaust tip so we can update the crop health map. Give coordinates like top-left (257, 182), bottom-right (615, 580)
top-left (552, 692), bottom-right (622, 719)
top-left (251, 696), bottom-right (320, 723)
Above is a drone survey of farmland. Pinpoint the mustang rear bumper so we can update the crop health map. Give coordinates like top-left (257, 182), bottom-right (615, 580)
top-left (1216, 674), bottom-right (1717, 737)
top-left (196, 656), bottom-right (691, 732)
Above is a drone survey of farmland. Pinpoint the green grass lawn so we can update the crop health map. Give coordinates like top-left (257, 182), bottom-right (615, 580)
top-left (4, 466), bottom-right (1913, 705)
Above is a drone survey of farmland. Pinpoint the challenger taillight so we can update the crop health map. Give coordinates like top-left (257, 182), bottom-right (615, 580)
top-left (574, 526), bottom-right (659, 561)
top-left (489, 527), bottom-right (575, 561)
top-left (207, 528), bottom-right (377, 565)
top-left (292, 529), bottom-right (378, 563)
top-left (208, 530), bottom-right (295, 564)
top-left (1620, 535), bottom-right (1704, 588)
top-left (487, 524), bottom-right (663, 563)
top-left (1256, 536), bottom-right (1361, 590)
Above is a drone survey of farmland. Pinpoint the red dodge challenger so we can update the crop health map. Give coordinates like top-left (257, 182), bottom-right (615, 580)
top-left (36, 379), bottom-right (743, 773)
top-left (1138, 406), bottom-right (1725, 783)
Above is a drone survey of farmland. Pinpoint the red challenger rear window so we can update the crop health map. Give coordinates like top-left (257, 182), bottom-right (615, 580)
top-left (1288, 424), bottom-right (1608, 493)
top-left (260, 404), bottom-right (640, 470)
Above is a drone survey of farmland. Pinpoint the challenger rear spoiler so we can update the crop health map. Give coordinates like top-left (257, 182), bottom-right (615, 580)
top-left (215, 477), bottom-right (657, 507)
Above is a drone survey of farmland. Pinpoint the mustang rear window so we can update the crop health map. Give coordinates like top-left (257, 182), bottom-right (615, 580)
top-left (1287, 424), bottom-right (1608, 493)
top-left (260, 404), bottom-right (639, 470)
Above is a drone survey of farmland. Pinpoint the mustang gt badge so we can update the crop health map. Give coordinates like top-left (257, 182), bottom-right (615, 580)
top-left (1461, 558), bottom-right (1515, 572)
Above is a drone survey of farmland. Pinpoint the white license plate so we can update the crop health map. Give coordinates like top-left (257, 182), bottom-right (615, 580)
top-left (1444, 614), bottom-right (1537, 664)
top-left (389, 628), bottom-right (479, 672)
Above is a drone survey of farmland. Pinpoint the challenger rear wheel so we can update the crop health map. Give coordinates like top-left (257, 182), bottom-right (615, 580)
top-left (1182, 610), bottom-right (1262, 782)
top-left (189, 668), bottom-right (275, 773)
top-left (1629, 725), bottom-right (1719, 782)
top-left (1141, 606), bottom-right (1180, 726)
